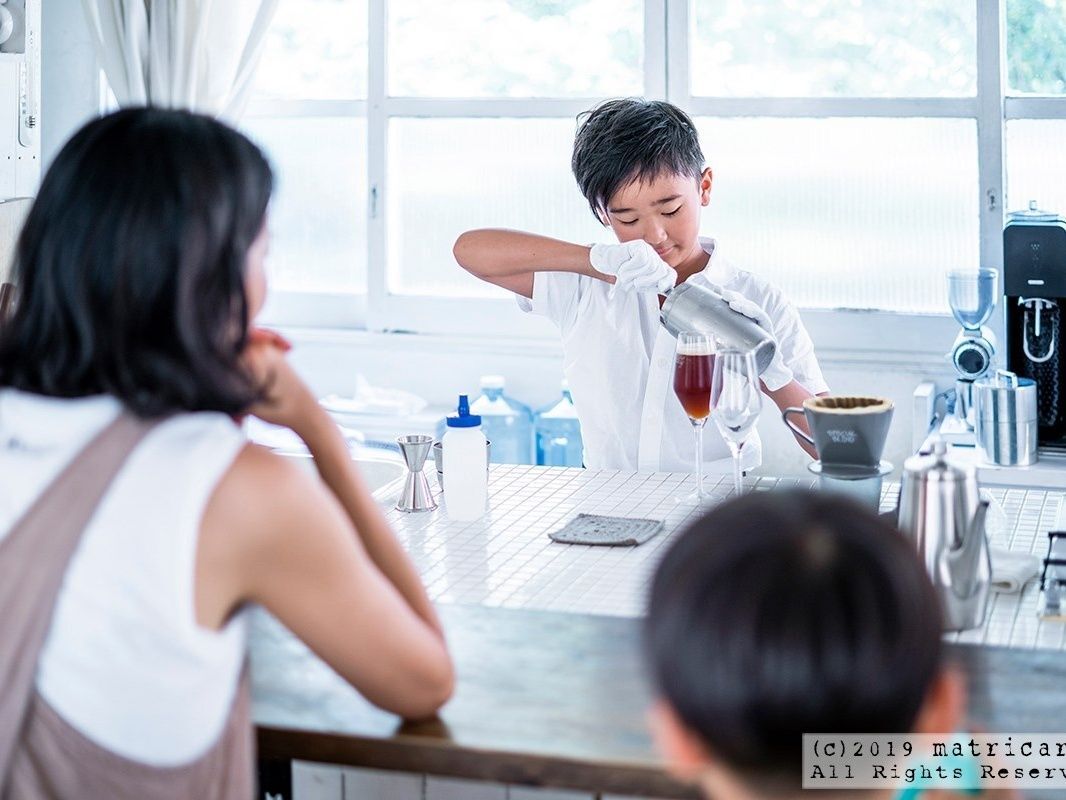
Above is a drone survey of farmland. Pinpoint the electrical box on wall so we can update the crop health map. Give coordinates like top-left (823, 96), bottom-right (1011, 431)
top-left (0, 0), bottom-right (38, 198)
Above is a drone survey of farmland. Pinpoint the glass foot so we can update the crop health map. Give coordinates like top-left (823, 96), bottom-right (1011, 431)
top-left (675, 488), bottom-right (716, 506)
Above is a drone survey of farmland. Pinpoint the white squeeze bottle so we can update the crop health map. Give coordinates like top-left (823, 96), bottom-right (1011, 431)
top-left (442, 394), bottom-right (488, 521)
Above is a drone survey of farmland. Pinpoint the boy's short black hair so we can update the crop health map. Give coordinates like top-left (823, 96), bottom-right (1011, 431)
top-left (0, 107), bottom-right (273, 417)
top-left (571, 98), bottom-right (705, 220)
top-left (644, 490), bottom-right (942, 791)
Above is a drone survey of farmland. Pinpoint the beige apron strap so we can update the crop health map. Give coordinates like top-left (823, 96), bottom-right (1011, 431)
top-left (637, 326), bottom-right (675, 472)
top-left (0, 412), bottom-right (161, 783)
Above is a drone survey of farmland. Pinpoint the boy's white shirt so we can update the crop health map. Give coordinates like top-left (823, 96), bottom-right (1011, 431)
top-left (516, 237), bottom-right (828, 473)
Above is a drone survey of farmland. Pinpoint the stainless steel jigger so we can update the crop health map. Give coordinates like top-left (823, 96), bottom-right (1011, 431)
top-left (395, 435), bottom-right (437, 513)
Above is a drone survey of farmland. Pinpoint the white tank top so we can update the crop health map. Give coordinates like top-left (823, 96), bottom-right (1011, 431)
top-left (0, 388), bottom-right (249, 766)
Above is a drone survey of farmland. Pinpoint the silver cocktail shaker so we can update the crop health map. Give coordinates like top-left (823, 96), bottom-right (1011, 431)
top-left (659, 281), bottom-right (777, 375)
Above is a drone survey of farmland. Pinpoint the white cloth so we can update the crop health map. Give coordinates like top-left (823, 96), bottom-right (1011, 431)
top-left (517, 237), bottom-right (828, 472)
top-left (81, 0), bottom-right (279, 121)
top-left (990, 548), bottom-right (1041, 594)
top-left (0, 389), bottom-right (249, 765)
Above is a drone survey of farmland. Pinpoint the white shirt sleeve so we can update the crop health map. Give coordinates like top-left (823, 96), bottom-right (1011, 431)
top-left (513, 270), bottom-right (586, 334)
top-left (761, 287), bottom-right (830, 395)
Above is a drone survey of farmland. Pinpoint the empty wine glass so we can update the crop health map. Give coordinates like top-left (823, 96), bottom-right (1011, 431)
top-left (673, 332), bottom-right (715, 504)
top-left (711, 348), bottom-right (762, 496)
top-left (947, 269), bottom-right (998, 331)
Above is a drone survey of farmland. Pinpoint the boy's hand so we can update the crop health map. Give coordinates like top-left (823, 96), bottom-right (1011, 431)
top-left (590, 241), bottom-right (677, 295)
top-left (719, 288), bottom-right (794, 392)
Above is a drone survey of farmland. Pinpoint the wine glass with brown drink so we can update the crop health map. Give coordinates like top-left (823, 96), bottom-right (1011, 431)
top-left (673, 332), bottom-right (716, 504)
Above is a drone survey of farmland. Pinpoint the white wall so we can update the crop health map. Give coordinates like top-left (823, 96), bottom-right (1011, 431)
top-left (42, 0), bottom-right (98, 169)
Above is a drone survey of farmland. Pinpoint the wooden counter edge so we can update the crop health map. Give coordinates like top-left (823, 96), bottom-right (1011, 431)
top-left (256, 725), bottom-right (700, 798)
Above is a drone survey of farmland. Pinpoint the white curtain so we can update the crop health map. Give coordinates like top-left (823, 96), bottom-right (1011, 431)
top-left (81, 0), bottom-right (280, 122)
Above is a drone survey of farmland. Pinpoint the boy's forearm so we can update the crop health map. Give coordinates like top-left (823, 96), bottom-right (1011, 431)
top-left (764, 379), bottom-right (821, 459)
top-left (453, 229), bottom-right (611, 282)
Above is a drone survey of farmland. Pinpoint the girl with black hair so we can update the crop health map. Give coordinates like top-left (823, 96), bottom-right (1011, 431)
top-left (0, 108), bottom-right (452, 797)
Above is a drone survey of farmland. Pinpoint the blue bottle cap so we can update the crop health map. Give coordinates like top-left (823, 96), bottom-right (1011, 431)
top-left (446, 394), bottom-right (482, 427)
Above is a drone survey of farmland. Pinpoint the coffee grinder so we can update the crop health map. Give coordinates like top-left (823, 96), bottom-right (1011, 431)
top-left (1005, 202), bottom-right (1066, 448)
top-left (941, 269), bottom-right (998, 444)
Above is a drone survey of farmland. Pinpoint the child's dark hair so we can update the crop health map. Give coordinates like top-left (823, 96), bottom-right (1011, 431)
top-left (644, 490), bottom-right (942, 791)
top-left (0, 107), bottom-right (273, 417)
top-left (571, 98), bottom-right (705, 220)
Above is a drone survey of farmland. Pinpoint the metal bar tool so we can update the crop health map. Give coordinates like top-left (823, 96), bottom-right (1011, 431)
top-left (396, 434), bottom-right (437, 513)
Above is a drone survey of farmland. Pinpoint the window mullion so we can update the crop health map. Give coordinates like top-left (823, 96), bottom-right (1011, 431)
top-left (685, 96), bottom-right (977, 118)
top-left (644, 0), bottom-right (667, 100)
top-left (367, 0), bottom-right (388, 332)
top-left (976, 0), bottom-right (1006, 346)
top-left (665, 0), bottom-right (689, 105)
top-left (1005, 96), bottom-right (1066, 119)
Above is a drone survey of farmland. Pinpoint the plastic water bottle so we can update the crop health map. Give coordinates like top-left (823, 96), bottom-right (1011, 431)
top-left (470, 375), bottom-right (533, 464)
top-left (535, 380), bottom-right (584, 467)
top-left (442, 394), bottom-right (488, 521)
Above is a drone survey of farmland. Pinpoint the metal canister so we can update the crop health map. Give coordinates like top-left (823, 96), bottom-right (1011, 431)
top-left (974, 370), bottom-right (1038, 466)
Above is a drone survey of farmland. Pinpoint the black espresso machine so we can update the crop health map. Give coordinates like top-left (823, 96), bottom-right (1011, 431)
top-left (1005, 201), bottom-right (1066, 447)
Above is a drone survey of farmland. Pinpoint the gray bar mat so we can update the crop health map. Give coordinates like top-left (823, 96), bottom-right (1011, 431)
top-left (548, 513), bottom-right (665, 547)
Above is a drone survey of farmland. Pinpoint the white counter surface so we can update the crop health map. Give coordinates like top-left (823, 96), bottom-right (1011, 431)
top-left (377, 465), bottom-right (1066, 652)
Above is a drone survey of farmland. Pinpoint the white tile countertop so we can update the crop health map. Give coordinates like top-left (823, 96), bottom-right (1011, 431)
top-left (374, 465), bottom-right (1066, 651)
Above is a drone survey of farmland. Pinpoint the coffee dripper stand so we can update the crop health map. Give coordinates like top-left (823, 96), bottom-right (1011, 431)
top-left (940, 269), bottom-right (999, 446)
top-left (807, 459), bottom-right (894, 513)
top-left (395, 435), bottom-right (438, 513)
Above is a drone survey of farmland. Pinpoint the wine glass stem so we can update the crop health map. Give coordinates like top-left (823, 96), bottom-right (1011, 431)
top-left (693, 419), bottom-right (705, 500)
top-left (730, 442), bottom-right (743, 495)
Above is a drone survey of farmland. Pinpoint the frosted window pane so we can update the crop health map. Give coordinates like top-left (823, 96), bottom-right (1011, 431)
top-left (252, 0), bottom-right (368, 100)
top-left (694, 118), bottom-right (978, 312)
top-left (1007, 0), bottom-right (1066, 94)
top-left (690, 0), bottom-right (976, 97)
top-left (243, 117), bottom-right (367, 294)
top-left (1007, 121), bottom-right (1066, 214)
top-left (387, 118), bottom-right (611, 296)
top-left (388, 0), bottom-right (643, 97)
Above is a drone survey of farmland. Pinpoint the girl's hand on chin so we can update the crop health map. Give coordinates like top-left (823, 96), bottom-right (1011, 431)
top-left (242, 331), bottom-right (321, 434)
top-left (247, 326), bottom-right (292, 352)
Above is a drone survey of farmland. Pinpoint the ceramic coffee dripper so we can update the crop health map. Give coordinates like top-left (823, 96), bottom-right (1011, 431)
top-left (783, 396), bottom-right (894, 474)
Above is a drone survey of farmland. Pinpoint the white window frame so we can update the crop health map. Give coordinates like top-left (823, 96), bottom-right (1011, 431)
top-left (251, 0), bottom-right (1066, 356)
top-left (362, 0), bottom-right (668, 338)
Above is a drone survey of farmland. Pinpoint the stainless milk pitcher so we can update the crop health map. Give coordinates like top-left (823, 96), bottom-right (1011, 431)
top-left (897, 439), bottom-right (992, 632)
top-left (659, 282), bottom-right (777, 375)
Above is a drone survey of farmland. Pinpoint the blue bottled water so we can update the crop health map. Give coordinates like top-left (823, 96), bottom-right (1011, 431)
top-left (469, 376), bottom-right (534, 464)
top-left (534, 381), bottom-right (584, 467)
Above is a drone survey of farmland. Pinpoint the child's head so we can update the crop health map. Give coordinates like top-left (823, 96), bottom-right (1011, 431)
top-left (0, 107), bottom-right (273, 417)
top-left (645, 490), bottom-right (961, 797)
top-left (571, 98), bottom-right (711, 269)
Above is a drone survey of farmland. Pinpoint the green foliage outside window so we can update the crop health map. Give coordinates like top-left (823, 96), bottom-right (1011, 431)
top-left (1008, 0), bottom-right (1066, 94)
